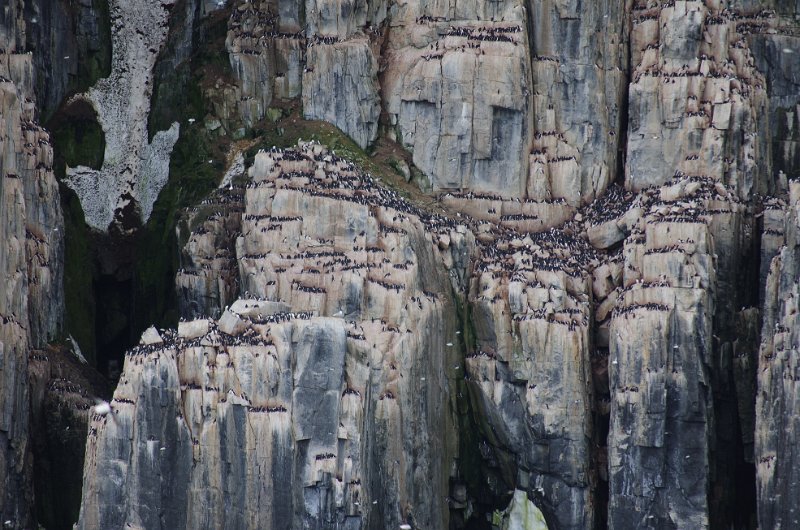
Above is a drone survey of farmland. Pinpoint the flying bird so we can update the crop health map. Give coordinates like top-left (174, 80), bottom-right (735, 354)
top-left (93, 400), bottom-right (118, 425)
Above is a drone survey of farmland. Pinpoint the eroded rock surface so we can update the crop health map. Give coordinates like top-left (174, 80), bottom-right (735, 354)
top-left (16, 0), bottom-right (800, 529)
top-left (226, 0), bottom-right (381, 148)
top-left (625, 2), bottom-right (772, 197)
top-left (607, 176), bottom-right (748, 528)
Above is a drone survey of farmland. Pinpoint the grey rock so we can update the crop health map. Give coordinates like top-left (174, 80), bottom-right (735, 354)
top-left (302, 39), bottom-right (380, 149)
top-left (0, 7), bottom-right (65, 526)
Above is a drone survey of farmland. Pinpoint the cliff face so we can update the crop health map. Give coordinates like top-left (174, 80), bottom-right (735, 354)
top-left (2, 0), bottom-right (800, 529)
top-left (79, 143), bottom-right (468, 529)
top-left (0, 4), bottom-right (65, 528)
top-left (756, 181), bottom-right (800, 530)
top-left (75, 0), bottom-right (800, 529)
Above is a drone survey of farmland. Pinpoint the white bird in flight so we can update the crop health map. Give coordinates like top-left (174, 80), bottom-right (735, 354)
top-left (93, 400), bottom-right (118, 425)
top-left (94, 401), bottom-right (111, 415)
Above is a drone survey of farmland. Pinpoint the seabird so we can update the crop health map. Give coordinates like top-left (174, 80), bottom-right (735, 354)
top-left (93, 400), bottom-right (112, 416)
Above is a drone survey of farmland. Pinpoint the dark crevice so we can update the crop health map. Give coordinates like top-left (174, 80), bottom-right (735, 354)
top-left (614, 10), bottom-right (632, 189)
top-left (453, 291), bottom-right (510, 529)
top-left (708, 210), bottom-right (762, 530)
top-left (591, 347), bottom-right (610, 530)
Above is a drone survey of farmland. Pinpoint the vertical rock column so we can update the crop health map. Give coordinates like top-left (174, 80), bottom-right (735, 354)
top-left (625, 2), bottom-right (769, 196)
top-left (466, 227), bottom-right (599, 530)
top-left (755, 181), bottom-right (800, 529)
top-left (382, 0), bottom-right (532, 193)
top-left (527, 0), bottom-right (629, 206)
top-left (607, 177), bottom-right (746, 528)
top-left (226, 1), bottom-right (304, 128)
top-left (301, 0), bottom-right (382, 148)
top-left (0, 7), bottom-right (65, 526)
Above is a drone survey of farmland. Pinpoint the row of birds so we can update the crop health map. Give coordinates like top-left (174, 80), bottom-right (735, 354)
top-left (171, 144), bottom-right (750, 375)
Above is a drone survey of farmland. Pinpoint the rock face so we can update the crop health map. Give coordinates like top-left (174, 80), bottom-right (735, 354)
top-left (3, 0), bottom-right (800, 528)
top-left (303, 39), bottom-right (380, 150)
top-left (465, 219), bottom-right (599, 529)
top-left (28, 345), bottom-right (108, 529)
top-left (63, 0), bottom-right (180, 232)
top-left (0, 5), bottom-right (65, 528)
top-left (73, 0), bottom-right (800, 527)
top-left (22, 0), bottom-right (110, 121)
top-left (225, 0), bottom-right (381, 148)
top-left (382, 2), bottom-right (533, 194)
top-left (80, 143), bottom-right (469, 529)
top-left (756, 181), bottom-right (800, 530)
top-left (607, 177), bottom-right (747, 529)
top-left (625, 3), bottom-right (771, 197)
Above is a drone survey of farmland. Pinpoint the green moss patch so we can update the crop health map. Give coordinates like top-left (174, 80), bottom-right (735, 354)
top-left (133, 5), bottom-right (236, 336)
top-left (60, 186), bottom-right (97, 363)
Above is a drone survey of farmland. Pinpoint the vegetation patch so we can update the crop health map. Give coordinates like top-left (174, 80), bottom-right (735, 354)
top-left (133, 5), bottom-right (235, 336)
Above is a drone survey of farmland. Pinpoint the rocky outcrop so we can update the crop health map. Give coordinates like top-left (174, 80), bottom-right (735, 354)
top-left (226, 2), bottom-right (304, 128)
top-left (223, 0), bottom-right (627, 199)
top-left (64, 0), bottom-right (180, 232)
top-left (756, 181), bottom-right (800, 530)
top-left (597, 4), bottom-right (800, 528)
top-left (303, 38), bottom-right (380, 150)
top-left (525, 0), bottom-right (629, 206)
top-left (80, 142), bottom-right (470, 529)
top-left (0, 7), bottom-right (65, 528)
top-left (748, 4), bottom-right (800, 187)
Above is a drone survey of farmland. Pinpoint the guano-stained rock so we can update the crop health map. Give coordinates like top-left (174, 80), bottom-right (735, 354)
top-left (63, 0), bottom-right (180, 232)
top-left (80, 142), bottom-right (470, 529)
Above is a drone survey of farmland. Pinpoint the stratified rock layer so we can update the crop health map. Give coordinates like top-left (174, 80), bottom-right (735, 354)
top-left (383, 3), bottom-right (533, 194)
top-left (226, 0), bottom-right (381, 148)
top-left (607, 176), bottom-right (746, 528)
top-left (48, 0), bottom-right (800, 529)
